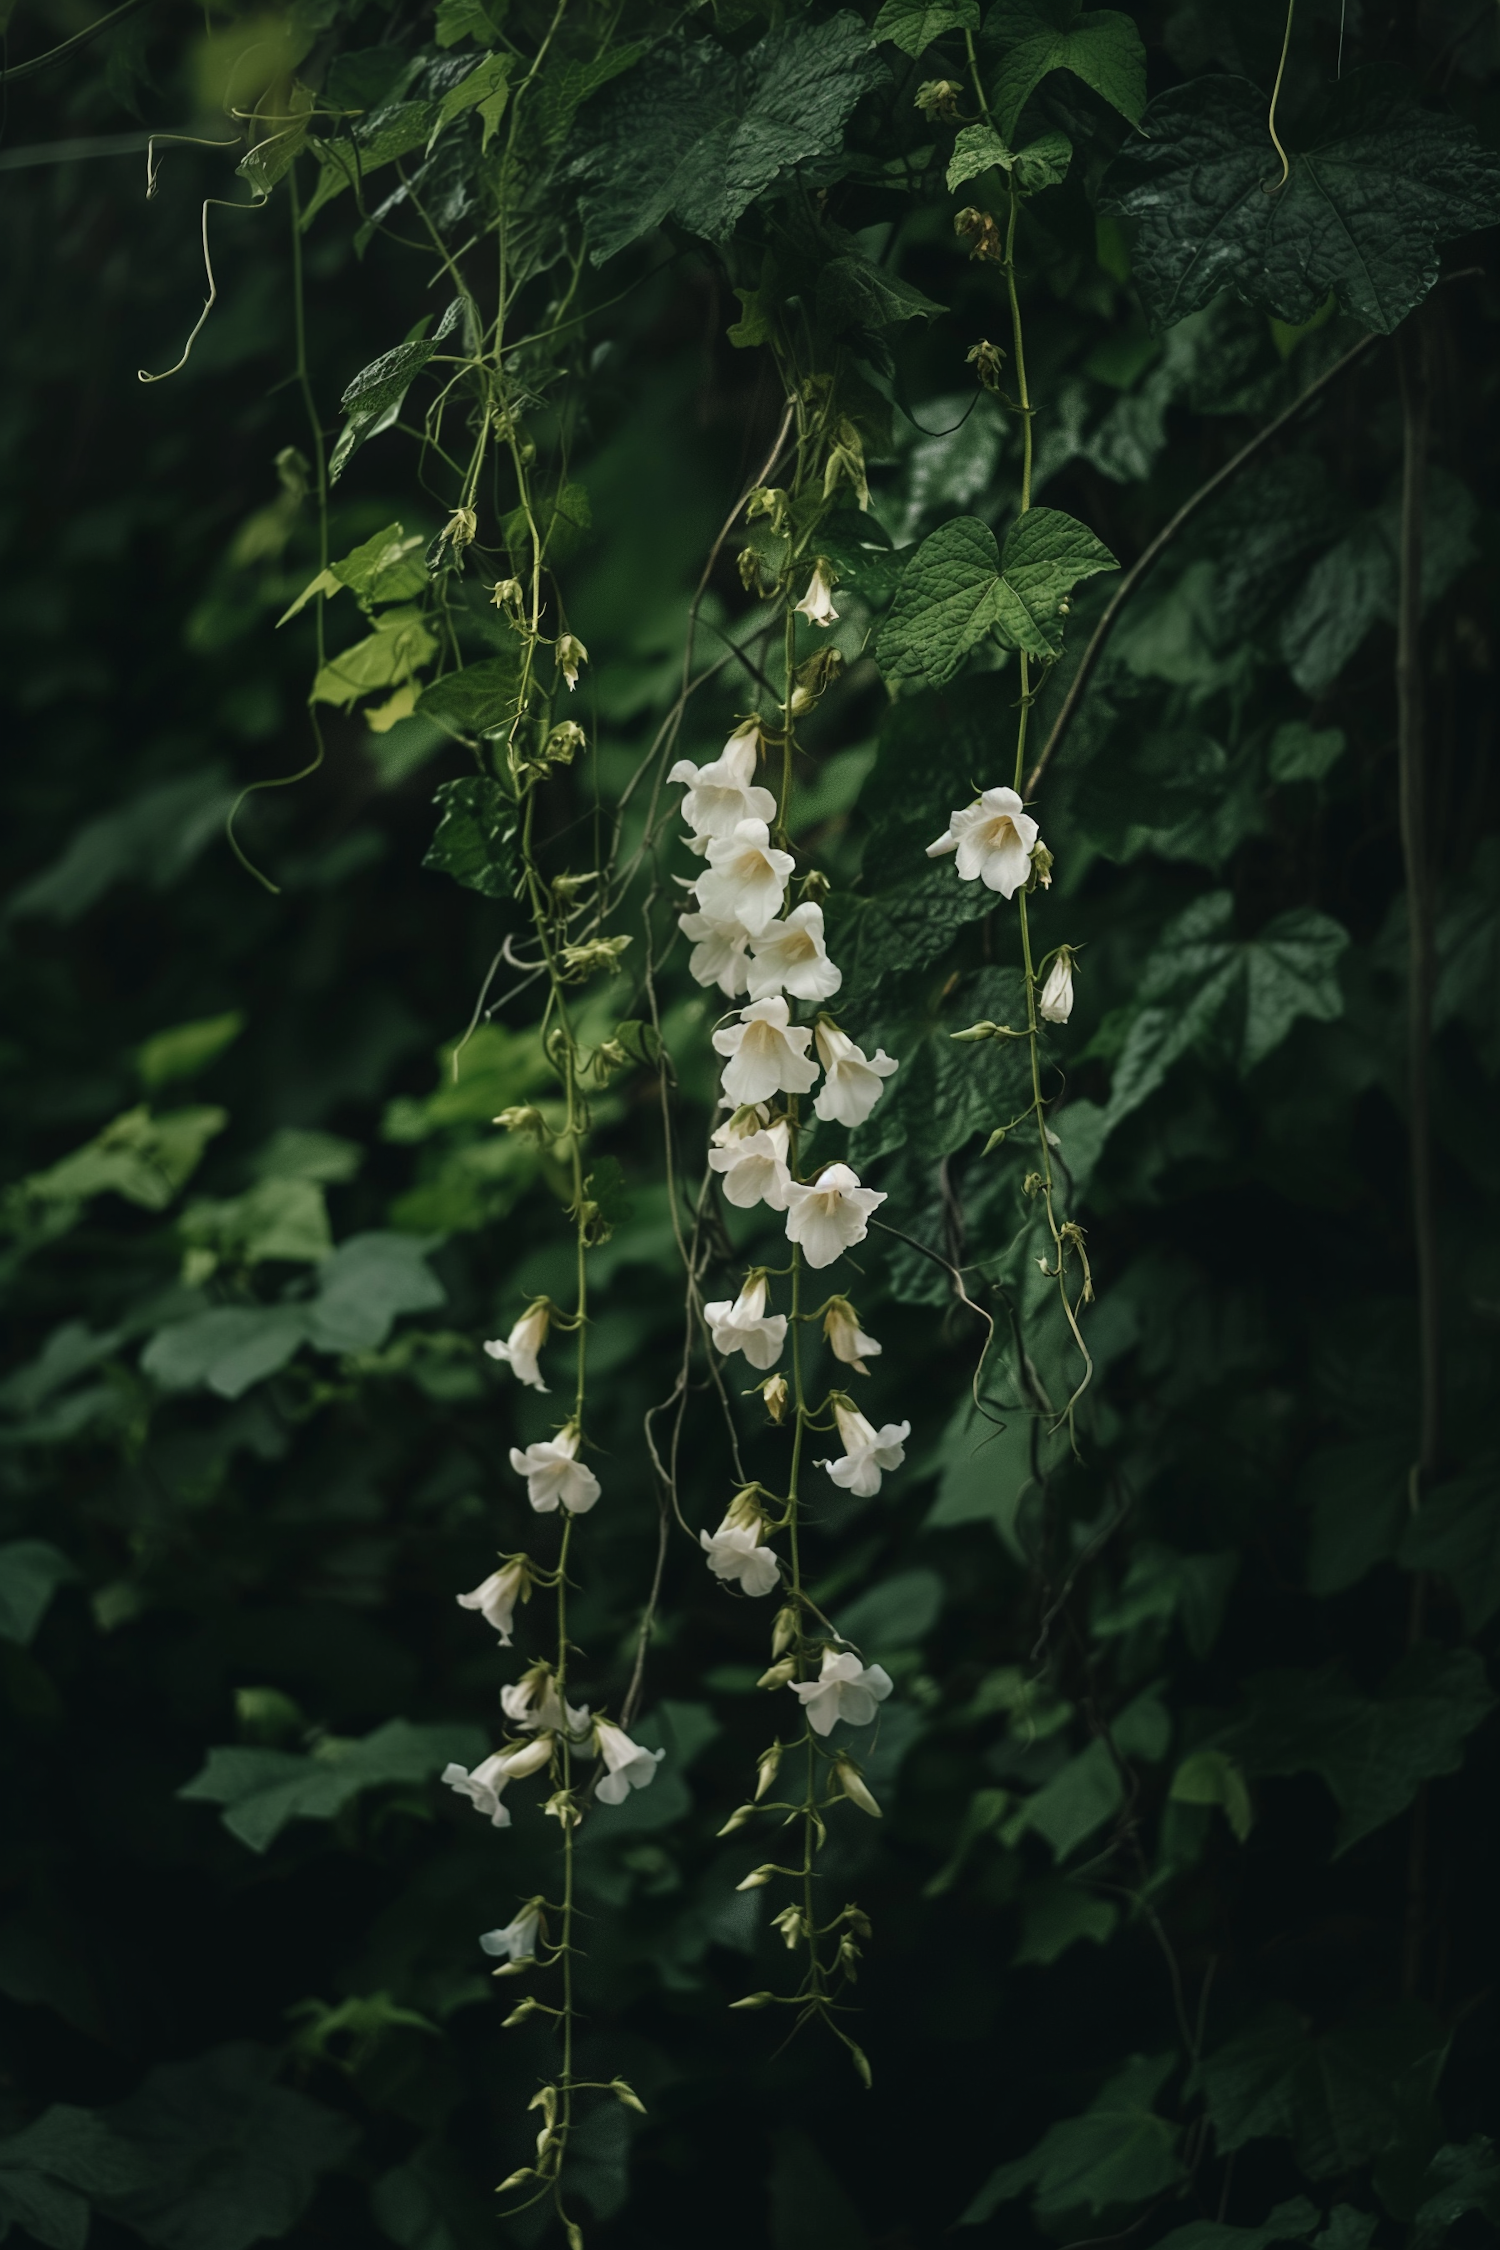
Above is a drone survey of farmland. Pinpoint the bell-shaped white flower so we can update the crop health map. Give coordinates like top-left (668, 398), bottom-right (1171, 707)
top-left (500, 1662), bottom-right (591, 1739)
top-left (788, 1648), bottom-right (894, 1736)
top-left (783, 1162), bottom-right (886, 1270)
top-left (479, 1904), bottom-right (542, 1961)
top-left (441, 1735), bottom-right (553, 1826)
top-left (712, 996), bottom-right (818, 1107)
top-left (593, 1718), bottom-right (665, 1805)
top-left (556, 633), bottom-right (588, 691)
top-left (483, 1300), bottom-right (551, 1391)
top-left (926, 786), bottom-right (1040, 899)
top-left (508, 1423), bottom-right (600, 1515)
top-left (793, 559), bottom-right (839, 628)
top-left (694, 818), bottom-right (795, 936)
top-left (703, 1272), bottom-right (786, 1370)
top-left (746, 902), bottom-right (843, 1004)
top-left (820, 1398), bottom-right (910, 1498)
top-left (1039, 950), bottom-right (1075, 1024)
top-left (678, 908), bottom-right (751, 997)
top-left (455, 1557), bottom-right (531, 1644)
top-left (812, 1021), bottom-right (898, 1128)
top-left (668, 722), bottom-right (776, 849)
top-left (823, 1297), bottom-right (881, 1376)
top-left (700, 1516), bottom-right (781, 1597)
top-left (707, 1110), bottom-right (792, 1211)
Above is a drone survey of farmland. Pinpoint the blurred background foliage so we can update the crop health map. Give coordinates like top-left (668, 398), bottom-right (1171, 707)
top-left (1, 2), bottom-right (1499, 2248)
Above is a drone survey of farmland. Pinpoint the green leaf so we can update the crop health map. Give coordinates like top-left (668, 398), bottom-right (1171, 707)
top-left (433, 0), bottom-right (503, 46)
top-left (300, 101), bottom-right (436, 230)
top-left (179, 1177), bottom-right (333, 1269)
top-left (1280, 469), bottom-right (1478, 693)
top-left (1223, 1645), bottom-right (1496, 1854)
top-left (1021, 1686), bottom-right (1171, 1859)
top-left (1102, 893), bottom-right (1349, 1133)
top-left (1411, 2140), bottom-right (1500, 2250)
top-left (1399, 1466), bottom-right (1500, 1634)
top-left (0, 1541), bottom-right (77, 1647)
top-left (986, 0), bottom-right (1146, 139)
top-left (381, 1023), bottom-right (552, 1143)
top-left (1268, 721), bottom-right (1346, 785)
top-left (870, 0), bottom-right (979, 53)
top-left (1013, 1883), bottom-right (1117, 1966)
top-left (501, 478), bottom-right (593, 566)
top-left (135, 1011), bottom-right (245, 1091)
top-left (326, 302), bottom-right (463, 485)
top-left (1197, 2002), bottom-right (1448, 2180)
top-left (947, 124), bottom-right (1011, 191)
top-left (422, 777), bottom-right (519, 900)
top-left (1074, 731), bottom-right (1267, 869)
top-left (1169, 1749), bottom-right (1254, 1842)
top-left (1092, 1542), bottom-right (1239, 1658)
top-left (416, 653), bottom-right (524, 743)
top-left (961, 2052), bottom-right (1183, 2225)
top-left (816, 254), bottom-right (943, 335)
top-left (6, 768), bottom-right (235, 926)
top-left (573, 13), bottom-right (884, 263)
top-left (280, 525), bottom-right (429, 622)
top-left (179, 1719), bottom-right (484, 1852)
top-left (1151, 2200), bottom-right (1322, 2250)
top-left (838, 1569), bottom-right (945, 1654)
top-left (306, 1232), bottom-right (446, 1354)
top-left (1098, 69), bottom-right (1500, 335)
top-left (433, 50), bottom-right (512, 148)
top-left (1301, 1438), bottom-right (1411, 1595)
top-left (877, 509), bottom-right (1115, 686)
top-left (16, 1106), bottom-right (227, 1217)
top-left (947, 122), bottom-right (1071, 194)
top-left (141, 1307), bottom-right (312, 1400)
top-left (312, 611), bottom-right (438, 709)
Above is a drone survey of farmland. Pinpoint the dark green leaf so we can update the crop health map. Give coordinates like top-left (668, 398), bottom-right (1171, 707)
top-left (1198, 2003), bottom-right (1448, 2180)
top-left (1151, 2200), bottom-right (1321, 2250)
top-left (986, 0), bottom-right (1146, 138)
top-left (0, 1541), bottom-right (77, 1647)
top-left (416, 654), bottom-right (524, 740)
top-left (1399, 1466), bottom-right (1500, 1633)
top-left (817, 254), bottom-right (943, 335)
top-left (961, 2052), bottom-right (1183, 2224)
top-left (180, 1720), bottom-right (484, 1852)
top-left (877, 509), bottom-right (1115, 686)
top-left (870, 0), bottom-right (978, 53)
top-left (422, 776), bottom-right (520, 899)
top-left (1411, 2139), bottom-right (1500, 2250)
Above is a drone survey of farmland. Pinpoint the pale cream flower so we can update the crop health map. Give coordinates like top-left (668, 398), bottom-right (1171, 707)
top-left (820, 1398), bottom-right (910, 1497)
top-left (700, 1518), bottom-right (781, 1597)
top-left (788, 1648), bottom-right (893, 1736)
top-left (455, 1557), bottom-right (531, 1644)
top-left (593, 1718), bottom-right (665, 1805)
top-left (703, 1272), bottom-right (787, 1370)
top-left (782, 1162), bottom-right (886, 1269)
top-left (823, 1297), bottom-right (881, 1376)
top-left (500, 1662), bottom-right (591, 1738)
top-left (707, 1110), bottom-right (792, 1211)
top-left (668, 722), bottom-right (775, 849)
top-left (479, 1905), bottom-right (541, 1960)
top-left (483, 1300), bottom-right (551, 1391)
top-left (677, 908), bottom-right (751, 997)
top-left (746, 902), bottom-right (843, 1004)
top-left (508, 1424), bottom-right (601, 1515)
top-left (812, 1021), bottom-right (898, 1128)
top-left (793, 558), bottom-right (839, 628)
top-left (441, 1734), bottom-right (553, 1826)
top-left (926, 785), bottom-right (1040, 899)
top-left (694, 818), bottom-right (795, 936)
top-left (711, 996), bottom-right (818, 1106)
top-left (1039, 951), bottom-right (1075, 1023)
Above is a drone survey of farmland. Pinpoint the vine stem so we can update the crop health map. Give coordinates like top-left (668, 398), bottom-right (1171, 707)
top-left (1266, 0), bottom-right (1298, 190)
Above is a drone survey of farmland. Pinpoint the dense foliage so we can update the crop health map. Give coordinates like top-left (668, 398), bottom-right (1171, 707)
top-left (2, 3), bottom-right (1499, 2248)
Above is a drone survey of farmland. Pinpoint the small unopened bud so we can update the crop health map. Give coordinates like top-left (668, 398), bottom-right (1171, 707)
top-left (502, 1998), bottom-right (539, 2028)
top-left (735, 1864), bottom-right (776, 1891)
top-left (545, 720), bottom-right (586, 764)
top-left (837, 1933), bottom-right (862, 1980)
top-left (757, 1655), bottom-right (796, 1690)
top-left (565, 2221), bottom-right (584, 2250)
top-left (966, 339), bottom-right (1006, 393)
top-left (491, 577), bottom-right (524, 614)
top-left (771, 1606), bottom-right (799, 1658)
top-left (1028, 841), bottom-right (1055, 889)
top-left (737, 545), bottom-right (772, 595)
top-left (770, 1904), bottom-right (805, 1950)
top-left (745, 485), bottom-right (789, 532)
top-left (559, 933), bottom-right (632, 980)
top-left (491, 1958), bottom-right (534, 1978)
top-left (798, 867), bottom-right (831, 904)
top-left (556, 633), bottom-right (588, 691)
top-left (758, 1373), bottom-right (789, 1425)
top-left (494, 1104), bottom-right (548, 1143)
top-left (542, 1788), bottom-right (581, 1827)
top-left (718, 1802), bottom-right (759, 1837)
top-left (834, 1758), bottom-right (882, 1818)
top-left (955, 206), bottom-right (1004, 263)
top-left (444, 505), bottom-right (478, 549)
top-left (729, 1991), bottom-right (775, 2010)
top-left (496, 2167), bottom-right (536, 2194)
top-left (755, 1739), bottom-right (783, 1799)
top-left (914, 77), bottom-right (962, 120)
top-left (951, 1020), bottom-right (1000, 1043)
top-left (610, 2079), bottom-right (648, 2115)
top-left (1023, 1170), bottom-right (1044, 1197)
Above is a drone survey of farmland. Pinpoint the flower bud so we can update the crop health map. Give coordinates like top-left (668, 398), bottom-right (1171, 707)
top-left (757, 1654), bottom-right (796, 1690)
top-left (502, 1998), bottom-right (539, 2028)
top-left (745, 485), bottom-right (789, 532)
top-left (491, 1957), bottom-right (533, 1977)
top-left (496, 2167), bottom-right (536, 2194)
top-left (914, 76), bottom-right (962, 119)
top-left (717, 1802), bottom-right (759, 1837)
top-left (837, 1932), bottom-right (862, 1980)
top-left (755, 1739), bottom-right (783, 1800)
top-left (966, 339), bottom-right (1007, 393)
top-left (770, 1904), bottom-right (805, 1950)
top-left (494, 1105), bottom-right (549, 1143)
top-left (543, 1788), bottom-right (581, 1827)
top-left (758, 1374), bottom-right (789, 1425)
top-left (798, 867), bottom-right (831, 904)
top-left (559, 934), bottom-right (632, 980)
top-left (443, 504), bottom-right (478, 549)
top-left (951, 1020), bottom-right (1000, 1043)
top-left (834, 1758), bottom-right (882, 1818)
top-left (564, 2221), bottom-right (584, 2250)
top-left (955, 206), bottom-right (1004, 263)
top-left (491, 577), bottom-right (524, 614)
top-left (556, 633), bottom-right (588, 691)
top-left (610, 2079), bottom-right (648, 2115)
top-left (729, 1991), bottom-right (775, 2010)
top-left (1028, 841), bottom-right (1055, 889)
top-left (735, 1864), bottom-right (776, 1891)
top-left (545, 720), bottom-right (586, 764)
top-left (771, 1605), bottom-right (799, 1658)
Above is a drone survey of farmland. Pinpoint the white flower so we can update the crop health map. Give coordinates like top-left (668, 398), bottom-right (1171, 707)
top-left (789, 1648), bottom-right (894, 1736)
top-left (820, 1398), bottom-right (910, 1498)
top-left (926, 785), bottom-right (1040, 899)
top-left (693, 818), bottom-right (795, 936)
top-left (678, 908), bottom-right (751, 997)
top-left (480, 1905), bottom-right (541, 1960)
top-left (712, 996), bottom-right (818, 1107)
top-left (707, 1111), bottom-right (792, 1211)
top-left (483, 1301), bottom-right (551, 1391)
top-left (440, 1735), bottom-right (553, 1826)
top-left (556, 633), bottom-right (588, 691)
top-left (783, 1162), bottom-right (886, 1269)
top-left (700, 1517), bottom-right (781, 1597)
top-left (746, 903), bottom-right (843, 1004)
top-left (455, 1557), bottom-right (531, 1644)
top-left (793, 559), bottom-right (839, 628)
top-left (508, 1424), bottom-right (600, 1515)
top-left (1039, 951), bottom-right (1074, 1023)
top-left (823, 1297), bottom-right (881, 1376)
top-left (812, 1022), bottom-right (898, 1128)
top-left (703, 1272), bottom-right (786, 1370)
top-left (500, 1664), bottom-right (591, 1738)
top-left (668, 723), bottom-right (776, 848)
top-left (593, 1718), bottom-right (665, 1805)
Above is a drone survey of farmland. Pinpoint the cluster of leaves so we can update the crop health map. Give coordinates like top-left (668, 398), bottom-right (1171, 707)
top-left (1, 0), bottom-right (1499, 2248)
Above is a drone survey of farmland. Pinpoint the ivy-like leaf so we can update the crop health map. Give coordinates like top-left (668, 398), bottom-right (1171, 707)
top-left (1098, 69), bottom-right (1500, 335)
top-left (817, 254), bottom-right (943, 334)
top-left (416, 654), bottom-right (524, 740)
top-left (877, 509), bottom-right (1116, 686)
top-left (1399, 1466), bottom-right (1500, 1634)
top-left (179, 1719), bottom-right (485, 1852)
top-left (311, 609), bottom-right (438, 708)
top-left (1197, 2002), bottom-right (1449, 2180)
top-left (962, 2052), bottom-right (1184, 2225)
top-left (279, 523), bottom-right (427, 623)
top-left (300, 101), bottom-right (436, 229)
top-left (422, 775), bottom-right (519, 899)
top-left (573, 13), bottom-right (884, 263)
top-left (1151, 2202), bottom-right (1323, 2250)
top-left (871, 0), bottom-right (979, 56)
top-left (985, 0), bottom-right (1146, 139)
